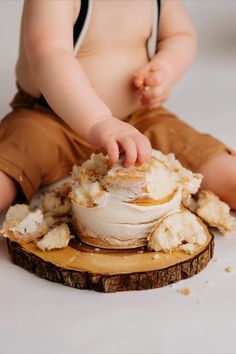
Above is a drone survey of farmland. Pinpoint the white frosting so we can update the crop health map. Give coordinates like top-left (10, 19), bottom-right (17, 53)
top-left (102, 180), bottom-right (147, 202)
top-left (75, 218), bottom-right (158, 243)
top-left (145, 165), bottom-right (176, 200)
top-left (72, 187), bottom-right (181, 225)
top-left (152, 150), bottom-right (203, 207)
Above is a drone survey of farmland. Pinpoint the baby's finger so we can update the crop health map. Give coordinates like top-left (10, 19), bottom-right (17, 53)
top-left (133, 73), bottom-right (144, 89)
top-left (146, 90), bottom-right (171, 106)
top-left (140, 85), bottom-right (163, 100)
top-left (144, 71), bottom-right (163, 88)
top-left (140, 94), bottom-right (160, 106)
top-left (118, 137), bottom-right (138, 167)
top-left (141, 88), bottom-right (171, 106)
top-left (134, 135), bottom-right (152, 165)
top-left (146, 98), bottom-right (166, 109)
top-left (105, 139), bottom-right (120, 164)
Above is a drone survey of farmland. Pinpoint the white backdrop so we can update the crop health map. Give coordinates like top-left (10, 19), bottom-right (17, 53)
top-left (0, 1), bottom-right (236, 354)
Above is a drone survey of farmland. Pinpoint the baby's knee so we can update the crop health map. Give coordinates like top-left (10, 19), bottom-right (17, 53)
top-left (0, 171), bottom-right (17, 212)
top-left (220, 174), bottom-right (236, 209)
top-left (200, 153), bottom-right (236, 209)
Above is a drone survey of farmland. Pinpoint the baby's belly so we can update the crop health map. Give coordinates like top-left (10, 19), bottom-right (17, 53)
top-left (76, 44), bottom-right (149, 119)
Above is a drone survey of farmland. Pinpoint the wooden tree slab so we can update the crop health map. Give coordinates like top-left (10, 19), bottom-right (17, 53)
top-left (7, 225), bottom-right (214, 293)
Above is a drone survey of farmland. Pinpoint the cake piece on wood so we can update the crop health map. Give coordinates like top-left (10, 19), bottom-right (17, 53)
top-left (1, 204), bottom-right (47, 244)
top-left (196, 190), bottom-right (235, 232)
top-left (36, 224), bottom-right (72, 251)
top-left (148, 210), bottom-right (207, 253)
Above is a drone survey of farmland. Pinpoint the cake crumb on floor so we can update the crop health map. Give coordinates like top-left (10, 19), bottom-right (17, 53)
top-left (225, 266), bottom-right (233, 273)
top-left (179, 288), bottom-right (192, 296)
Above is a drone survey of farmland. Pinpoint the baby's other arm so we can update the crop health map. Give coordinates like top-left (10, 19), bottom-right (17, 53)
top-left (133, 0), bottom-right (197, 108)
top-left (23, 0), bottom-right (151, 166)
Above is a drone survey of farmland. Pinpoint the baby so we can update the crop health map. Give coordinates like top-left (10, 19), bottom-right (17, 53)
top-left (0, 0), bottom-right (235, 212)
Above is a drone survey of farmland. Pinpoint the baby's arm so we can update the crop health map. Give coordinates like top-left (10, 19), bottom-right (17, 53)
top-left (133, 0), bottom-right (197, 108)
top-left (24, 0), bottom-right (151, 166)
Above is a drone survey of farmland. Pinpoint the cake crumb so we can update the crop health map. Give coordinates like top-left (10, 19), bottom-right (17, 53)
top-left (95, 248), bottom-right (101, 252)
top-left (152, 254), bottom-right (160, 260)
top-left (137, 250), bottom-right (144, 254)
top-left (225, 266), bottom-right (233, 273)
top-left (180, 288), bottom-right (191, 296)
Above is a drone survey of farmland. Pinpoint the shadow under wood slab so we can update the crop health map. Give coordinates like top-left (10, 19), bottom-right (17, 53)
top-left (7, 230), bottom-right (214, 293)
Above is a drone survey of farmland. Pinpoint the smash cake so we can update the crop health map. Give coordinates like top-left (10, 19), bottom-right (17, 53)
top-left (70, 151), bottom-right (206, 251)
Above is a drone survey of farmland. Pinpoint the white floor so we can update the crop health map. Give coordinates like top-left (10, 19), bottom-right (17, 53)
top-left (0, 1), bottom-right (236, 353)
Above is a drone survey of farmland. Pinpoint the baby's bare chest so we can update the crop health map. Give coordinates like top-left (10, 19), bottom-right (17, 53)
top-left (76, 0), bottom-right (154, 54)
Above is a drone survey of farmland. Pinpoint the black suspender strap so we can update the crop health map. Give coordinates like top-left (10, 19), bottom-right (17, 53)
top-left (73, 0), bottom-right (89, 47)
top-left (157, 0), bottom-right (161, 25)
top-left (157, 0), bottom-right (161, 46)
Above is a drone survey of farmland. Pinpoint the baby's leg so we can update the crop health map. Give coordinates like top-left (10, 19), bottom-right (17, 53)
top-left (0, 171), bottom-right (17, 212)
top-left (199, 154), bottom-right (236, 209)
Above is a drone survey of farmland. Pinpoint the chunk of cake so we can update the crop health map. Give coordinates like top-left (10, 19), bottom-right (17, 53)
top-left (1, 204), bottom-right (47, 244)
top-left (196, 190), bottom-right (235, 232)
top-left (36, 224), bottom-right (72, 251)
top-left (148, 210), bottom-right (207, 253)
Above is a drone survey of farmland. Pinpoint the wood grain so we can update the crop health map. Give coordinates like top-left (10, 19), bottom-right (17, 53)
top-left (7, 228), bottom-right (214, 293)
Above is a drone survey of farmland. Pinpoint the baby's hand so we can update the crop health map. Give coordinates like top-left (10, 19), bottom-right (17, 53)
top-left (87, 116), bottom-right (152, 167)
top-left (133, 65), bottom-right (171, 109)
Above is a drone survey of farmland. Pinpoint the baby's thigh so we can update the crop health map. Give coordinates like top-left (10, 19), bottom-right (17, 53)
top-left (128, 107), bottom-right (234, 172)
top-left (0, 108), bottom-right (92, 200)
